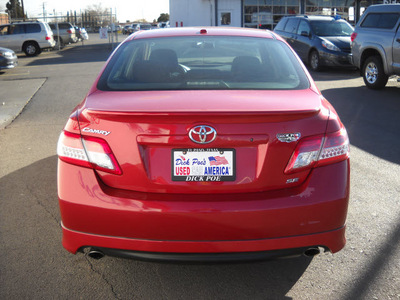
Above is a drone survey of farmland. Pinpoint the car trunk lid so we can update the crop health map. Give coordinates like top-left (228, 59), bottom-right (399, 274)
top-left (78, 89), bottom-right (327, 194)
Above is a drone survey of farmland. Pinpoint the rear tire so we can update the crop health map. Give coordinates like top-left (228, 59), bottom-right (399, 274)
top-left (362, 56), bottom-right (388, 89)
top-left (23, 42), bottom-right (40, 57)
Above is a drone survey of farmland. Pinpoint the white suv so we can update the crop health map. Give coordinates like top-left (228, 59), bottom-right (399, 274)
top-left (0, 21), bottom-right (55, 56)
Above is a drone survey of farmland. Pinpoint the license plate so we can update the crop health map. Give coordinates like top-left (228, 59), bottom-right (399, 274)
top-left (172, 148), bottom-right (236, 182)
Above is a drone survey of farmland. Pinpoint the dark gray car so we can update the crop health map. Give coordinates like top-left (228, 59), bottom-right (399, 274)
top-left (274, 15), bottom-right (354, 71)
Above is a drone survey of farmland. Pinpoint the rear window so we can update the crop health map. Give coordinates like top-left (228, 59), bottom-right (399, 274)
top-left (59, 23), bottom-right (71, 29)
top-left (97, 36), bottom-right (309, 91)
top-left (140, 24), bottom-right (152, 30)
top-left (361, 13), bottom-right (400, 29)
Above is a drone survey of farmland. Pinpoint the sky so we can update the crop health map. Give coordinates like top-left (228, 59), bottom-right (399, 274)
top-left (0, 0), bottom-right (170, 23)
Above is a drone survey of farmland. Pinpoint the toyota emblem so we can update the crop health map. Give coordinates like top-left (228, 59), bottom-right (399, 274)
top-left (189, 125), bottom-right (217, 144)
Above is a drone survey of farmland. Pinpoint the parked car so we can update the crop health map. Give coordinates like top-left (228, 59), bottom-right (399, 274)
top-left (351, 4), bottom-right (400, 89)
top-left (49, 22), bottom-right (77, 47)
top-left (122, 25), bottom-right (131, 35)
top-left (0, 21), bottom-right (55, 56)
top-left (274, 15), bottom-right (354, 71)
top-left (73, 26), bottom-right (89, 41)
top-left (158, 21), bottom-right (170, 28)
top-left (79, 28), bottom-right (89, 40)
top-left (0, 46), bottom-right (18, 69)
top-left (57, 27), bottom-right (350, 262)
top-left (126, 23), bottom-right (138, 34)
top-left (127, 23), bottom-right (152, 34)
top-left (136, 23), bottom-right (152, 31)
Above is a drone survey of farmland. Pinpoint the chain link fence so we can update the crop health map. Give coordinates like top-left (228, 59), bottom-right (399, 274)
top-left (7, 9), bottom-right (120, 50)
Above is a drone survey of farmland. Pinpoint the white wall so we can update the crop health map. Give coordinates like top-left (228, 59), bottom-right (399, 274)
top-left (217, 0), bottom-right (242, 27)
top-left (170, 0), bottom-right (215, 27)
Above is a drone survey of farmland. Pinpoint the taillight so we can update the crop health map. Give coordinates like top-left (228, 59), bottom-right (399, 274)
top-left (45, 35), bottom-right (51, 40)
top-left (67, 29), bottom-right (72, 34)
top-left (285, 128), bottom-right (349, 174)
top-left (350, 32), bottom-right (357, 42)
top-left (57, 131), bottom-right (122, 175)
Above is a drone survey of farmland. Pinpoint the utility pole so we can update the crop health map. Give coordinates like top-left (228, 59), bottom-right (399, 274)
top-left (42, 2), bottom-right (46, 22)
top-left (21, 0), bottom-right (25, 20)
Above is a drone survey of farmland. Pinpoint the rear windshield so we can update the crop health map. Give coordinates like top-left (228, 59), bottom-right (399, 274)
top-left (310, 21), bottom-right (353, 36)
top-left (140, 24), bottom-right (152, 30)
top-left (97, 36), bottom-right (310, 91)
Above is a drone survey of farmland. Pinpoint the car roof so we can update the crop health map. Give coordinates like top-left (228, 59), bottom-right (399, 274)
top-left (6, 21), bottom-right (45, 25)
top-left (364, 4), bottom-right (400, 13)
top-left (49, 22), bottom-right (72, 24)
top-left (128, 27), bottom-right (278, 41)
top-left (284, 15), bottom-right (342, 22)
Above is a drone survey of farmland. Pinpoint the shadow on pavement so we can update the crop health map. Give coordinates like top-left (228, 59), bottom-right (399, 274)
top-left (341, 212), bottom-right (400, 300)
top-left (103, 254), bottom-right (313, 299)
top-left (0, 155), bottom-right (313, 299)
top-left (23, 43), bottom-right (114, 66)
top-left (309, 68), bottom-right (360, 81)
top-left (322, 86), bottom-right (400, 165)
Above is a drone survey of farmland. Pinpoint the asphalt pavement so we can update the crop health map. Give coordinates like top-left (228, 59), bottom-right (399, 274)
top-left (0, 78), bottom-right (46, 129)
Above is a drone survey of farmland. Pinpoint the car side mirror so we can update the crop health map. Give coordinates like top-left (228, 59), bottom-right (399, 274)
top-left (301, 31), bottom-right (311, 38)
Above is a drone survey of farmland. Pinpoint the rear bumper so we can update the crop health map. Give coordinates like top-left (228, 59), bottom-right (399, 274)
top-left (58, 159), bottom-right (350, 258)
top-left (62, 224), bottom-right (345, 261)
top-left (40, 40), bottom-right (56, 49)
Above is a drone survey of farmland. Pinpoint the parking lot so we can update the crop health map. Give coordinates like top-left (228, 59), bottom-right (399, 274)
top-left (0, 33), bottom-right (399, 299)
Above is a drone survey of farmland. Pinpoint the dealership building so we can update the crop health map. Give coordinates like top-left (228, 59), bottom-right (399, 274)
top-left (170, 0), bottom-right (399, 29)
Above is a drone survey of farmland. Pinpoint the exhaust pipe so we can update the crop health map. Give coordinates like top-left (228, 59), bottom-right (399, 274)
top-left (87, 249), bottom-right (105, 260)
top-left (304, 247), bottom-right (321, 257)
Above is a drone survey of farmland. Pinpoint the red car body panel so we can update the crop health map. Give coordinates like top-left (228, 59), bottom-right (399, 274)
top-left (59, 160), bottom-right (349, 253)
top-left (57, 27), bottom-right (350, 260)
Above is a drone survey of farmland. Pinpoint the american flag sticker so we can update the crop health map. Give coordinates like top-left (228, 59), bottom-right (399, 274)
top-left (208, 156), bottom-right (229, 165)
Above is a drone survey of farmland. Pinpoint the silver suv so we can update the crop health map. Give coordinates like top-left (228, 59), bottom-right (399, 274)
top-left (0, 21), bottom-right (55, 56)
top-left (49, 22), bottom-right (78, 47)
top-left (351, 4), bottom-right (400, 89)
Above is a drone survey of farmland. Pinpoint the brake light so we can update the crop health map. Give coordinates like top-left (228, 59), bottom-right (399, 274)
top-left (350, 32), bottom-right (357, 42)
top-left (285, 128), bottom-right (349, 174)
top-left (57, 131), bottom-right (122, 175)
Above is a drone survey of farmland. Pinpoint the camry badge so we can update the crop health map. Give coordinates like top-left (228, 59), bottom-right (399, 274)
top-left (189, 125), bottom-right (217, 144)
top-left (82, 127), bottom-right (111, 136)
top-left (277, 133), bottom-right (301, 143)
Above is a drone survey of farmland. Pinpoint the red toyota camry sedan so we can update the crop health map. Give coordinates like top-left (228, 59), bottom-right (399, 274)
top-left (57, 27), bottom-right (350, 262)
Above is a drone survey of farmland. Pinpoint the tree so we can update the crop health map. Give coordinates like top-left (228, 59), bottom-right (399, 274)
top-left (157, 13), bottom-right (169, 23)
top-left (6, 0), bottom-right (24, 19)
top-left (134, 18), bottom-right (148, 23)
top-left (85, 3), bottom-right (113, 27)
